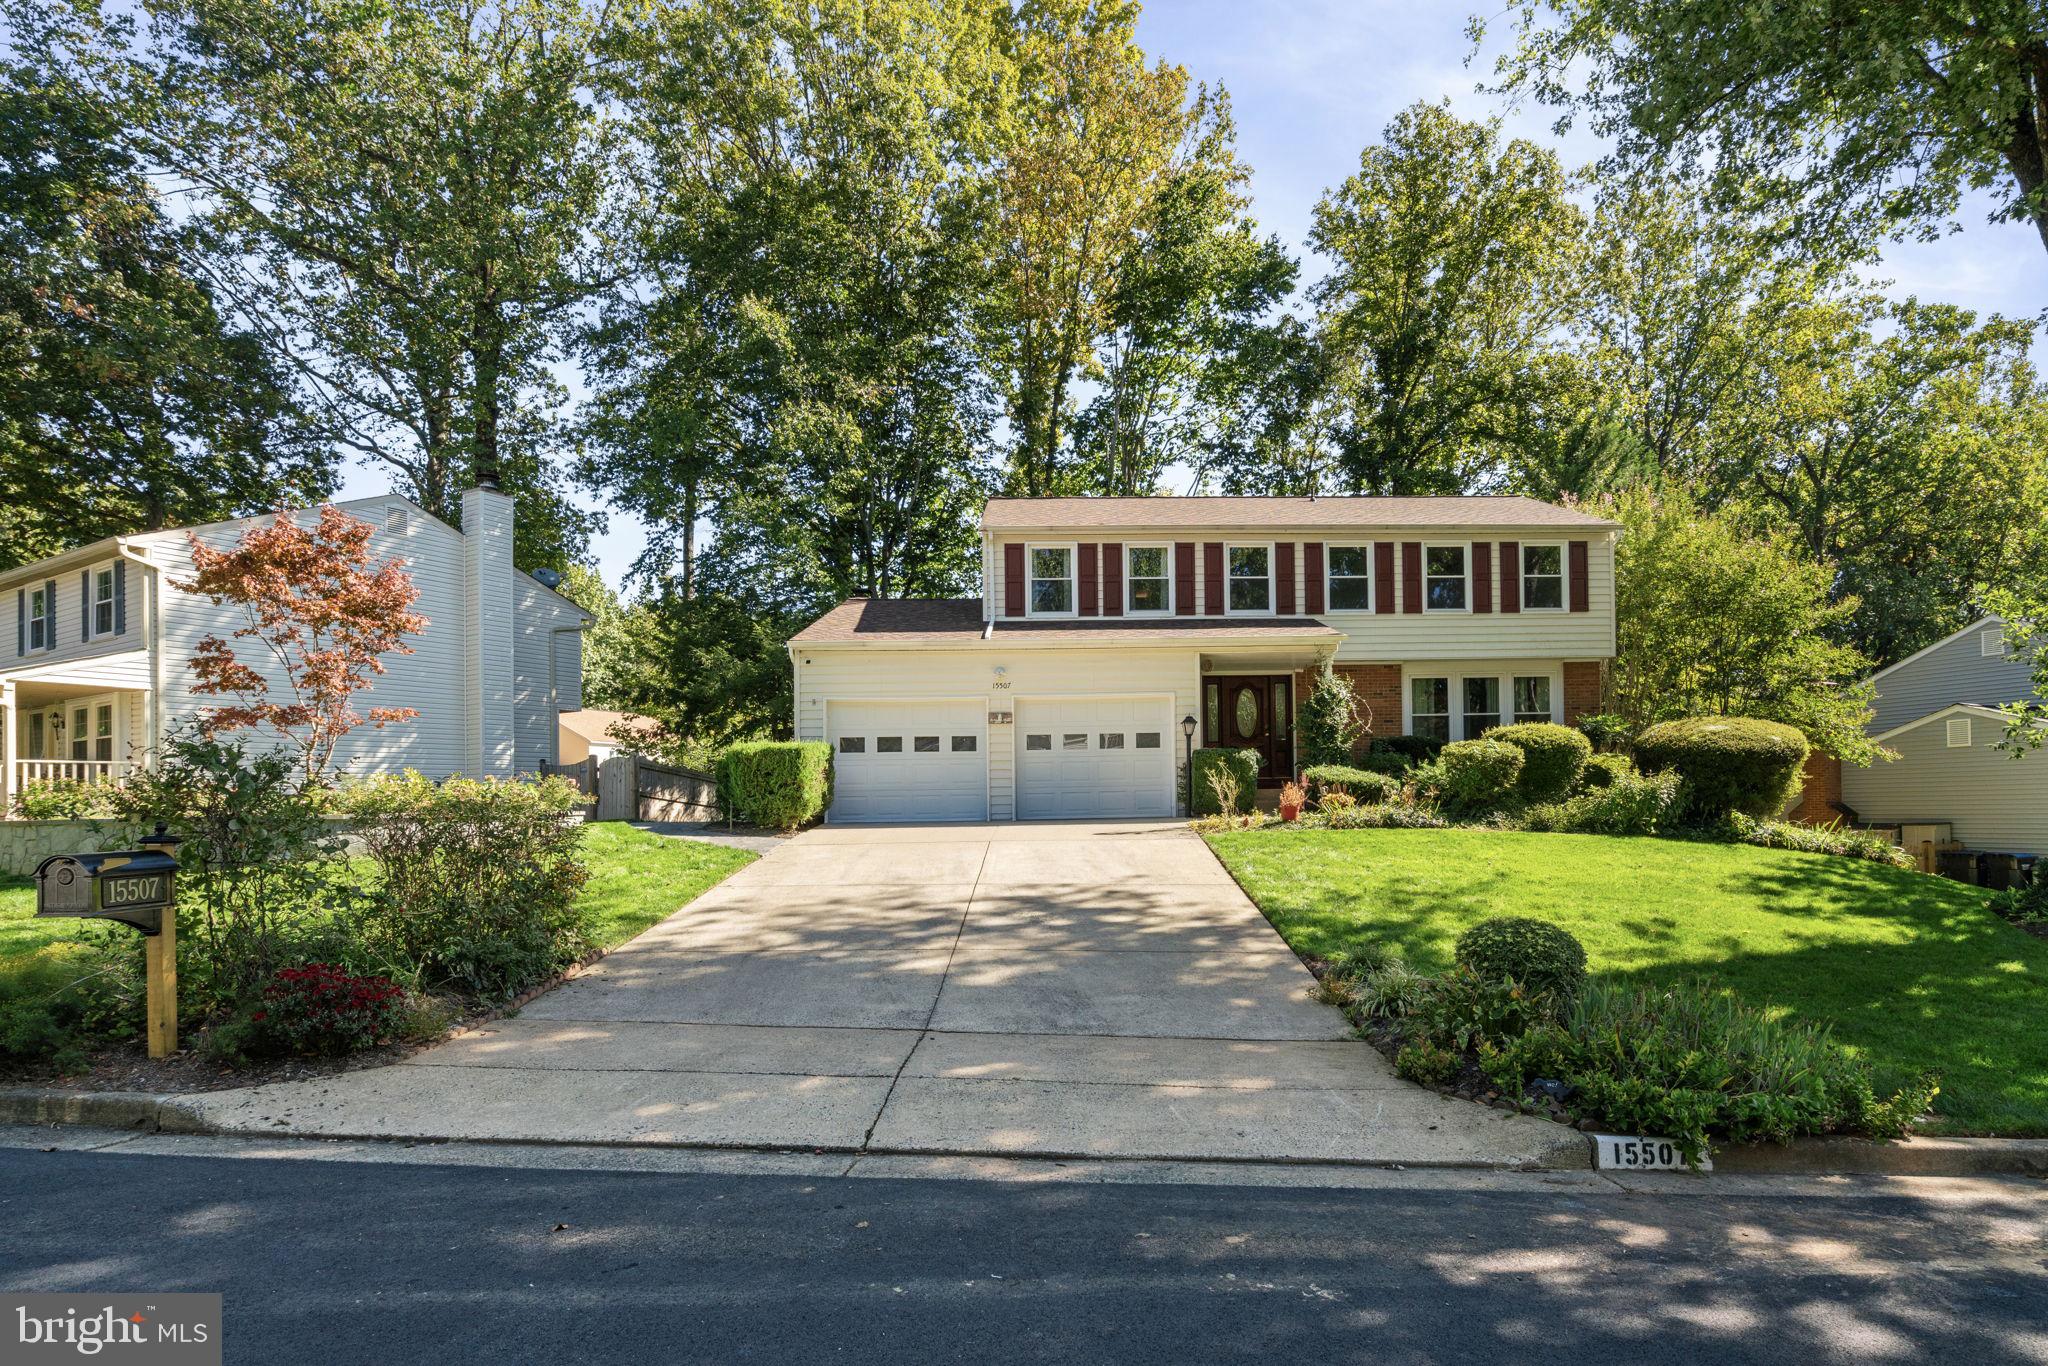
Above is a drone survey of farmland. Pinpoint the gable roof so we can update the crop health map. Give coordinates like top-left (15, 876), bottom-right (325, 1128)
top-left (1872, 702), bottom-right (2021, 743)
top-left (788, 597), bottom-right (1343, 647)
top-left (1866, 616), bottom-right (2006, 686)
top-left (980, 495), bottom-right (1618, 532)
top-left (558, 709), bottom-right (661, 743)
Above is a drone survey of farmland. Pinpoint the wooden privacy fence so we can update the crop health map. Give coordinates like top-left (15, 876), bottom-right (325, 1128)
top-left (540, 755), bottom-right (600, 796)
top-left (596, 754), bottom-right (720, 823)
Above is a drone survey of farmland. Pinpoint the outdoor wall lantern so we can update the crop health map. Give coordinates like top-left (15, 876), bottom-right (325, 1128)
top-left (1181, 714), bottom-right (1198, 814)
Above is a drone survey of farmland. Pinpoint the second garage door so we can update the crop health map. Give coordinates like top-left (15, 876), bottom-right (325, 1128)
top-left (1014, 697), bottom-right (1175, 820)
top-left (827, 700), bottom-right (989, 823)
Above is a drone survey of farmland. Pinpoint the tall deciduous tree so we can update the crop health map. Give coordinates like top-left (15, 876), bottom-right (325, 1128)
top-left (1308, 102), bottom-right (1585, 494)
top-left (180, 505), bottom-right (427, 783)
top-left (121, 0), bottom-right (617, 568)
top-left (1488, 1), bottom-right (2048, 254)
top-left (0, 0), bottom-right (330, 572)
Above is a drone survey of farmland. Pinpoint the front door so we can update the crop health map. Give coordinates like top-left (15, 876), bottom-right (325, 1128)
top-left (1203, 676), bottom-right (1295, 786)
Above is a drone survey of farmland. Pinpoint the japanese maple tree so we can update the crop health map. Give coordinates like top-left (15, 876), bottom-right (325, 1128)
top-left (180, 505), bottom-right (427, 783)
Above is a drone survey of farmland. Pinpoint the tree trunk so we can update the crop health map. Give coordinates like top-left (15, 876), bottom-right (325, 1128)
top-left (681, 476), bottom-right (698, 601)
top-left (471, 285), bottom-right (504, 489)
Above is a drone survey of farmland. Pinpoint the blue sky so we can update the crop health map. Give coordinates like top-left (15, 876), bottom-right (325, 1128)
top-left (334, 0), bottom-right (2048, 591)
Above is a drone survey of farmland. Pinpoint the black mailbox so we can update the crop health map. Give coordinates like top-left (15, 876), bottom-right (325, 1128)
top-left (35, 839), bottom-right (179, 935)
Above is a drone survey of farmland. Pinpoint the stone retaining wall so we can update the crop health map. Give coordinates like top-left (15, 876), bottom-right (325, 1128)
top-left (0, 820), bottom-right (142, 877)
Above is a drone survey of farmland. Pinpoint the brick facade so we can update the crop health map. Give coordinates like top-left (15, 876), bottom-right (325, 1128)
top-left (1561, 660), bottom-right (1605, 724)
top-left (1786, 750), bottom-right (1843, 825)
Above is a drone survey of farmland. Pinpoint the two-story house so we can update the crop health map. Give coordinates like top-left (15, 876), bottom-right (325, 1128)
top-left (1, 485), bottom-right (591, 815)
top-left (1791, 617), bottom-right (2048, 856)
top-left (789, 495), bottom-right (1620, 823)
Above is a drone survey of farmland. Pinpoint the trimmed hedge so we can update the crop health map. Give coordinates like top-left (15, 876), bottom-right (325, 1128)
top-left (1578, 752), bottom-right (1634, 789)
top-left (1454, 916), bottom-right (1588, 1000)
top-left (1191, 747), bottom-right (1261, 816)
top-left (1634, 717), bottom-right (1810, 821)
top-left (1371, 734), bottom-right (1445, 763)
top-left (1302, 764), bottom-right (1400, 806)
top-left (1574, 713), bottom-right (1634, 753)
top-left (715, 741), bottom-right (833, 830)
top-left (1487, 722), bottom-right (1591, 802)
top-left (1435, 738), bottom-right (1523, 811)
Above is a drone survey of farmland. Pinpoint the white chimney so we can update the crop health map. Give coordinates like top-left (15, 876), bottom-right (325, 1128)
top-left (461, 483), bottom-right (517, 778)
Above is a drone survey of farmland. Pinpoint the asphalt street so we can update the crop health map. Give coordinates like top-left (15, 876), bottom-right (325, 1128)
top-left (1, 1140), bottom-right (2044, 1365)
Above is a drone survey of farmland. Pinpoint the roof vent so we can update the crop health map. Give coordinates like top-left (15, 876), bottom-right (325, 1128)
top-left (531, 567), bottom-right (564, 590)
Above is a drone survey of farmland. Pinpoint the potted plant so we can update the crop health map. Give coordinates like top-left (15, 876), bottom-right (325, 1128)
top-left (1279, 780), bottom-right (1306, 823)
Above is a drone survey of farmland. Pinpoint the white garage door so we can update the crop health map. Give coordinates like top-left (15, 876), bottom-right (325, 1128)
top-left (1015, 697), bottom-right (1175, 820)
top-left (826, 700), bottom-right (989, 823)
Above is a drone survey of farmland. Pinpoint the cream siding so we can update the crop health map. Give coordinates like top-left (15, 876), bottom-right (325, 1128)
top-left (988, 527), bottom-right (1615, 662)
top-left (792, 644), bottom-right (1203, 820)
top-left (1842, 712), bottom-right (2048, 856)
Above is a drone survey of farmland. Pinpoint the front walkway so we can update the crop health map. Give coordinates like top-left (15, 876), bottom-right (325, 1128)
top-left (181, 822), bottom-right (1586, 1168)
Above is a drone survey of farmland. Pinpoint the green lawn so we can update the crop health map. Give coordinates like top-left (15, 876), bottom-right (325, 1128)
top-left (1206, 827), bottom-right (2048, 1137)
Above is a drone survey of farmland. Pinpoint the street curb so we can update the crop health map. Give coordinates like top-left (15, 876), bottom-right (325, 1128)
top-left (0, 1088), bottom-right (177, 1133)
top-left (1708, 1134), bottom-right (2048, 1177)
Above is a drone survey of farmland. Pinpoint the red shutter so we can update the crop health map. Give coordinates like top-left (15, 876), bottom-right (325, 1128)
top-left (1499, 541), bottom-right (1520, 614)
top-left (1077, 543), bottom-right (1099, 617)
top-left (1401, 542), bottom-right (1422, 614)
top-left (1102, 542), bottom-right (1124, 617)
top-left (1569, 540), bottom-right (1590, 612)
top-left (1471, 541), bottom-right (1492, 614)
top-left (1174, 542), bottom-right (1196, 616)
top-left (1203, 542), bottom-right (1225, 616)
top-left (1374, 542), bottom-right (1395, 614)
top-left (1303, 542), bottom-right (1325, 614)
top-left (1275, 542), bottom-right (1296, 615)
top-left (1003, 542), bottom-right (1024, 617)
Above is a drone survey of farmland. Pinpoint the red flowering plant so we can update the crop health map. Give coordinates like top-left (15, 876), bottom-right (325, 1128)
top-left (181, 505), bottom-right (428, 785)
top-left (257, 963), bottom-right (405, 1056)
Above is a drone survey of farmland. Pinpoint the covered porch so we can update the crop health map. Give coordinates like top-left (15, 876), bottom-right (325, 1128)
top-left (1199, 643), bottom-right (1331, 788)
top-left (0, 655), bottom-right (152, 814)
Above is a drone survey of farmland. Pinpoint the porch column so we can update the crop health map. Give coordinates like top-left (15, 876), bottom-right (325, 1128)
top-left (1, 679), bottom-right (15, 817)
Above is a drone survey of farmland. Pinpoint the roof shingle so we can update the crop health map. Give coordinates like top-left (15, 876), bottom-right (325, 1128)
top-left (980, 495), bottom-right (1616, 531)
top-left (788, 597), bottom-right (1342, 646)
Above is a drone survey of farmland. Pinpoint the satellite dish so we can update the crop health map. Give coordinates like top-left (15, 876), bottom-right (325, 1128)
top-left (531, 567), bottom-right (564, 589)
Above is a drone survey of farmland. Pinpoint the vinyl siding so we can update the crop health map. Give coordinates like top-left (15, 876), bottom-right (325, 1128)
top-left (792, 645), bottom-right (1202, 820)
top-left (988, 528), bottom-right (1616, 662)
top-left (513, 576), bottom-right (587, 775)
top-left (1842, 713), bottom-right (2048, 856)
top-left (3, 557), bottom-right (139, 670)
top-left (1869, 624), bottom-right (2034, 735)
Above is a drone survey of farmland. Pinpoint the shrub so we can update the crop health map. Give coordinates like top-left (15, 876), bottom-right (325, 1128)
top-left (1355, 963), bottom-right (1433, 1019)
top-left (1455, 916), bottom-right (1588, 1000)
top-left (341, 772), bottom-right (591, 1000)
top-left (1315, 802), bottom-right (1447, 831)
top-left (1357, 750), bottom-right (1413, 778)
top-left (1433, 738), bottom-right (1524, 813)
top-left (1575, 713), bottom-right (1634, 753)
top-left (1301, 764), bottom-right (1399, 806)
top-left (1578, 753), bottom-right (1634, 789)
top-left (12, 778), bottom-right (120, 820)
top-left (1371, 733), bottom-right (1445, 764)
top-left (1395, 1040), bottom-right (1461, 1086)
top-left (1732, 817), bottom-right (1913, 868)
top-left (1635, 716), bottom-right (1810, 821)
top-left (1190, 747), bottom-right (1261, 816)
top-left (1487, 722), bottom-right (1592, 802)
top-left (1988, 875), bottom-right (2048, 928)
top-left (1565, 766), bottom-right (1682, 836)
top-left (1297, 665), bottom-right (1366, 766)
top-left (1408, 965), bottom-right (1555, 1051)
top-left (714, 741), bottom-right (833, 829)
top-left (256, 962), bottom-right (405, 1056)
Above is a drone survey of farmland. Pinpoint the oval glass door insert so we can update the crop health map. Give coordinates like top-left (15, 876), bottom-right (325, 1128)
top-left (1234, 687), bottom-right (1259, 739)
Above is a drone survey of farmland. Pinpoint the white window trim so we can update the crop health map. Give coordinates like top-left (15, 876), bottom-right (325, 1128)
top-left (1124, 542), bottom-right (1174, 616)
top-left (1024, 541), bottom-right (1078, 619)
top-left (1947, 717), bottom-right (1973, 748)
top-left (89, 564), bottom-right (117, 639)
top-left (1422, 542), bottom-right (1471, 614)
top-left (1223, 541), bottom-right (1275, 616)
top-left (1325, 543), bottom-right (1372, 614)
top-left (1407, 674), bottom-right (1452, 741)
top-left (26, 585), bottom-right (51, 650)
top-left (1520, 541), bottom-right (1567, 613)
top-left (1402, 667), bottom-right (1563, 740)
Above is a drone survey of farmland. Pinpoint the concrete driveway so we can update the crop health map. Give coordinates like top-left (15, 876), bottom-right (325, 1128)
top-left (183, 822), bottom-right (1586, 1168)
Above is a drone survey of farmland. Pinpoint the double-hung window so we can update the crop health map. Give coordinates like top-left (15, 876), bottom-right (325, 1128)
top-left (1461, 678), bottom-right (1501, 737)
top-left (1126, 545), bottom-right (1170, 614)
top-left (1410, 677), bottom-right (1450, 743)
top-left (91, 567), bottom-right (116, 637)
top-left (26, 586), bottom-right (50, 650)
top-left (1512, 676), bottom-right (1553, 724)
top-left (1521, 544), bottom-right (1564, 610)
top-left (1028, 546), bottom-right (1074, 615)
top-left (1424, 546), bottom-right (1467, 611)
top-left (1226, 545), bottom-right (1271, 613)
top-left (1326, 545), bottom-right (1371, 611)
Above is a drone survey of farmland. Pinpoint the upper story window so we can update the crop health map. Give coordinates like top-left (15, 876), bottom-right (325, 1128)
top-left (1424, 545), bottom-right (1467, 611)
top-left (1521, 543), bottom-right (1564, 610)
top-left (26, 585), bottom-right (50, 649)
top-left (1028, 545), bottom-right (1074, 615)
top-left (1226, 545), bottom-right (1271, 613)
top-left (91, 567), bottom-right (116, 637)
top-left (1126, 545), bottom-right (1170, 614)
top-left (1327, 545), bottom-right (1371, 611)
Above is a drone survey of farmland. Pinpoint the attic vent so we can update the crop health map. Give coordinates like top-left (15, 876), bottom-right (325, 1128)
top-left (386, 507), bottom-right (407, 533)
top-left (1981, 630), bottom-right (2007, 658)
top-left (1946, 717), bottom-right (1972, 749)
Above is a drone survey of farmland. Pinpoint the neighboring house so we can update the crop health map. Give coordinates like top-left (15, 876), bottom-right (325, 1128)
top-left (1, 486), bottom-right (591, 813)
top-left (1799, 617), bottom-right (2048, 856)
top-left (789, 495), bottom-right (1620, 823)
top-left (558, 709), bottom-right (661, 766)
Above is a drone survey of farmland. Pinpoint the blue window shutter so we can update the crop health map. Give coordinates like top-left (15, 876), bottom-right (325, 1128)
top-left (44, 579), bottom-right (56, 651)
top-left (14, 589), bottom-right (21, 656)
top-left (80, 570), bottom-right (90, 641)
top-left (114, 561), bottom-right (126, 635)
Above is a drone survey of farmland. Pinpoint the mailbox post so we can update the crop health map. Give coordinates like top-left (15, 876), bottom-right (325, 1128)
top-left (35, 826), bottom-right (182, 1058)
